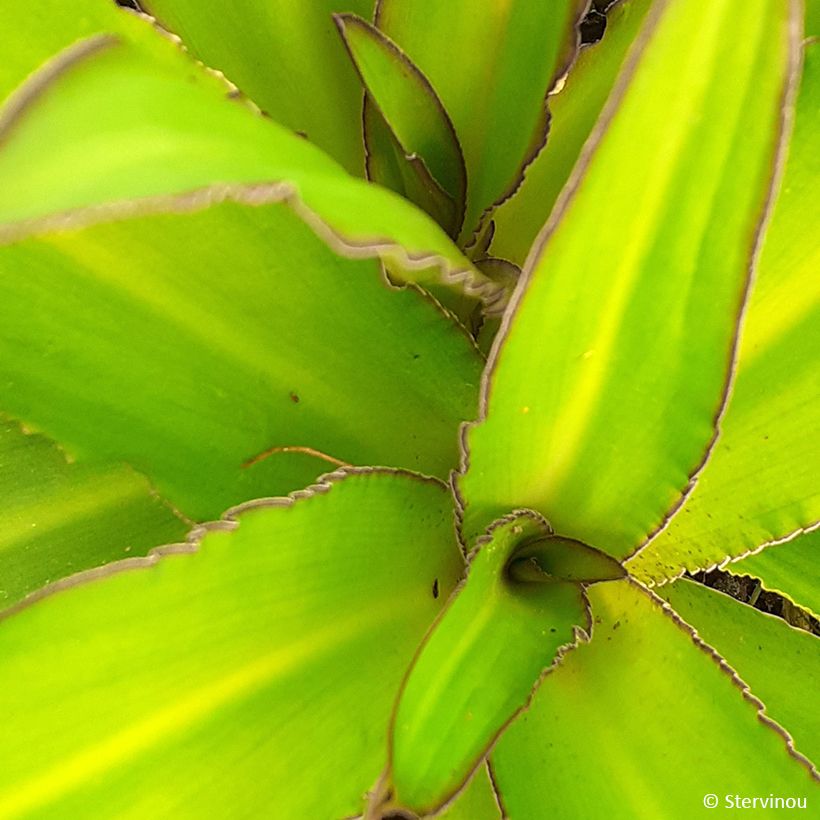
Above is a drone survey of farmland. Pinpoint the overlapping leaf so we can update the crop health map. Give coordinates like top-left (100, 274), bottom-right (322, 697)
top-left (0, 469), bottom-right (463, 819)
top-left (435, 764), bottom-right (502, 820)
top-left (0, 200), bottom-right (481, 521)
top-left (629, 39), bottom-right (820, 582)
top-left (362, 96), bottom-right (462, 238)
top-left (727, 528), bottom-right (820, 621)
top-left (458, 0), bottom-right (798, 558)
top-left (386, 512), bottom-right (593, 815)
top-left (660, 579), bottom-right (820, 764)
top-left (491, 580), bottom-right (818, 818)
top-left (0, 417), bottom-right (186, 608)
top-left (337, 14), bottom-right (466, 237)
top-left (0, 16), bottom-right (499, 302)
top-left (375, 0), bottom-right (585, 241)
top-left (0, 0), bottom-right (132, 103)
top-left (491, 0), bottom-right (653, 266)
top-left (140, 0), bottom-right (373, 174)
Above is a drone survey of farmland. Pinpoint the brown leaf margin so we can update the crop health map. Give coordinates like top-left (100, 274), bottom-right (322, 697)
top-left (643, 520), bottom-right (820, 592)
top-left (336, 13), bottom-right (468, 237)
top-left (0, 32), bottom-right (505, 312)
top-left (455, 0), bottom-right (804, 553)
top-left (368, 508), bottom-right (595, 819)
top-left (622, 0), bottom-right (805, 568)
top-left (0, 465), bottom-right (450, 625)
top-left (465, 0), bottom-right (592, 250)
top-left (630, 577), bottom-right (820, 781)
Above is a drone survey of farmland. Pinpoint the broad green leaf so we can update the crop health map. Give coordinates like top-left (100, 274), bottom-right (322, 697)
top-left (660, 578), bottom-right (820, 765)
top-left (728, 528), bottom-right (820, 621)
top-left (386, 512), bottom-right (592, 816)
top-left (0, 417), bottom-right (186, 609)
top-left (435, 763), bottom-right (502, 820)
top-left (0, 24), bottom-right (499, 303)
top-left (0, 469), bottom-right (463, 819)
top-left (491, 0), bottom-right (653, 266)
top-left (628, 40), bottom-right (820, 583)
top-left (375, 0), bottom-right (585, 241)
top-left (0, 0), bottom-right (131, 104)
top-left (139, 0), bottom-right (373, 175)
top-left (491, 580), bottom-right (818, 819)
top-left (458, 0), bottom-right (799, 557)
top-left (807, 0), bottom-right (820, 37)
top-left (336, 15), bottom-right (465, 227)
top-left (362, 96), bottom-right (461, 237)
top-left (0, 201), bottom-right (481, 522)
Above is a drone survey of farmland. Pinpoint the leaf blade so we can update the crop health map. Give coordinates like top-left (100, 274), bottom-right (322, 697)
top-left (491, 0), bottom-right (654, 266)
top-left (336, 12), bottom-right (466, 233)
top-left (459, 0), bottom-right (800, 558)
top-left (659, 578), bottom-right (820, 766)
top-left (0, 200), bottom-right (482, 521)
top-left (727, 528), bottom-right (820, 621)
top-left (0, 24), bottom-right (498, 302)
top-left (0, 469), bottom-right (464, 819)
top-left (375, 0), bottom-right (586, 240)
top-left (491, 580), bottom-right (818, 819)
top-left (387, 512), bottom-right (591, 816)
top-left (140, 0), bottom-right (374, 174)
top-left (0, 418), bottom-right (187, 609)
top-left (628, 40), bottom-right (820, 583)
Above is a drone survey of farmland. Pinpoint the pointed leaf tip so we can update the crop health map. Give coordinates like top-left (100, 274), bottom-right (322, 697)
top-left (335, 11), bottom-right (467, 238)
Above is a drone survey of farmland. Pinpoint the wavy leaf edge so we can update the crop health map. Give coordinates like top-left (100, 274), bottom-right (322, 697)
top-left (630, 577), bottom-right (820, 779)
top-left (0, 465), bottom-right (448, 625)
top-left (371, 508), bottom-right (595, 818)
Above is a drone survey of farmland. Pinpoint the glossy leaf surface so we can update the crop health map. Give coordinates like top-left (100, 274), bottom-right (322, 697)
top-left (491, 0), bottom-right (653, 266)
top-left (0, 469), bottom-right (463, 819)
top-left (337, 13), bottom-right (465, 233)
top-left (660, 579), bottom-right (820, 764)
top-left (375, 0), bottom-right (585, 239)
top-left (629, 40), bottom-right (819, 582)
top-left (140, 0), bottom-right (373, 174)
top-left (388, 512), bottom-right (590, 815)
top-left (491, 580), bottom-right (818, 819)
top-left (0, 25), bottom-right (497, 301)
top-left (459, 0), bottom-right (798, 556)
top-left (0, 202), bottom-right (481, 521)
top-left (728, 528), bottom-right (820, 621)
top-left (0, 418), bottom-right (186, 609)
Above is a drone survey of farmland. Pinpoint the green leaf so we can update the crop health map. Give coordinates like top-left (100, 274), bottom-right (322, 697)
top-left (385, 512), bottom-right (592, 816)
top-left (0, 417), bottom-right (187, 609)
top-left (375, 0), bottom-right (586, 241)
top-left (0, 24), bottom-right (500, 303)
top-left (659, 578), bottom-right (820, 765)
top-left (0, 469), bottom-right (463, 819)
top-left (728, 528), bottom-right (820, 621)
top-left (435, 763), bottom-right (502, 820)
top-left (807, 0), bottom-right (820, 37)
top-left (458, 0), bottom-right (799, 557)
top-left (139, 0), bottom-right (373, 175)
top-left (363, 96), bottom-right (461, 238)
top-left (491, 0), bottom-right (653, 266)
top-left (336, 14), bottom-right (466, 236)
top-left (628, 40), bottom-right (820, 583)
top-left (0, 201), bottom-right (481, 521)
top-left (491, 580), bottom-right (818, 819)
top-left (0, 0), bottom-right (130, 104)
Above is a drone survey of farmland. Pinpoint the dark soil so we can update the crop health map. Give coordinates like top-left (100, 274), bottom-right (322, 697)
top-left (691, 568), bottom-right (820, 636)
